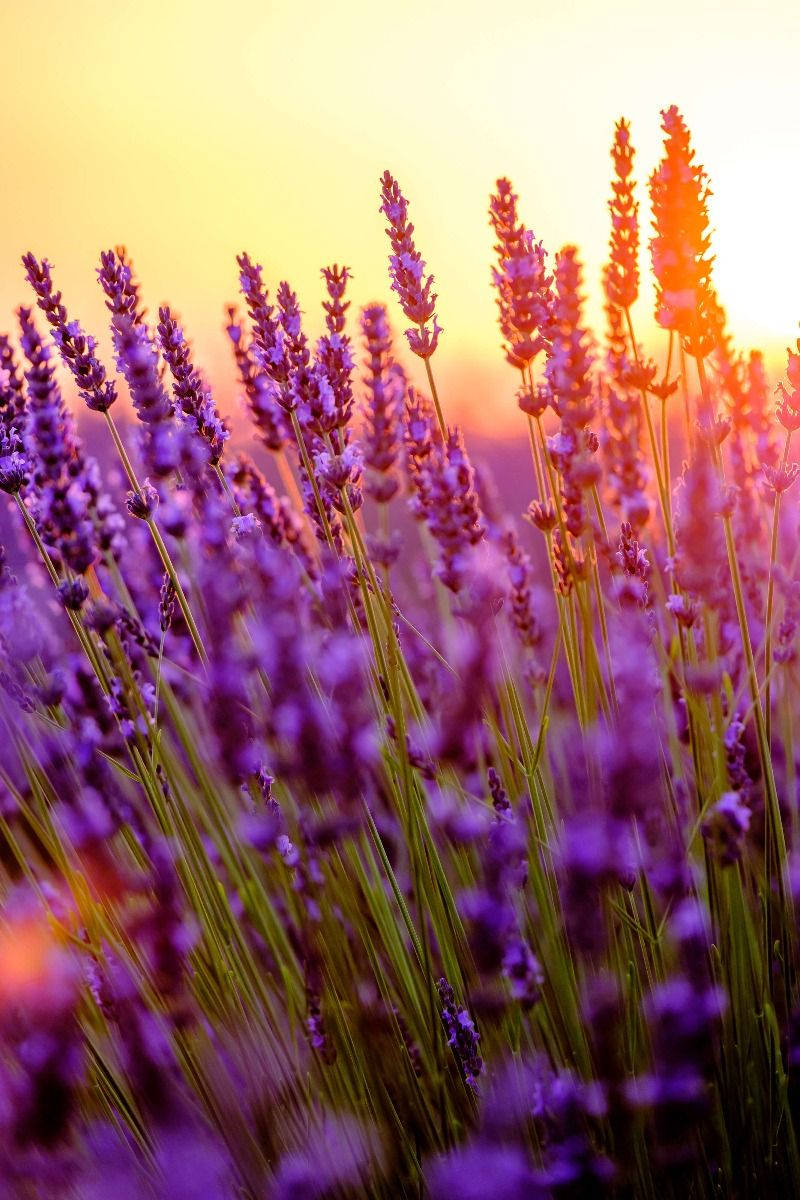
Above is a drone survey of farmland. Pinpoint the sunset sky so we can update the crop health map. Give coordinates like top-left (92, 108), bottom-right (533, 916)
top-left (3, 0), bottom-right (800, 433)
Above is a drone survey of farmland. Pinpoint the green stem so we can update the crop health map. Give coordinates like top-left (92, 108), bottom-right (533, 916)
top-left (623, 307), bottom-right (675, 556)
top-left (695, 356), bottom-right (788, 945)
top-left (421, 348), bottom-right (447, 440)
top-left (103, 411), bottom-right (207, 665)
top-left (764, 429), bottom-right (792, 746)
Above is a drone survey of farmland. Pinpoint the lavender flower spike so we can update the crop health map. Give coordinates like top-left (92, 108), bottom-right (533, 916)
top-left (380, 170), bottom-right (442, 359)
top-left (361, 303), bottom-right (404, 503)
top-left (114, 316), bottom-right (178, 478)
top-left (18, 306), bottom-right (96, 573)
top-left (22, 253), bottom-right (117, 412)
top-left (156, 306), bottom-right (229, 465)
top-left (97, 246), bottom-right (146, 328)
top-left (438, 976), bottom-right (483, 1089)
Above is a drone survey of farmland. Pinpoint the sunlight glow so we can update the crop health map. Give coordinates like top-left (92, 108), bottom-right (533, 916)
top-left (1, 0), bottom-right (799, 432)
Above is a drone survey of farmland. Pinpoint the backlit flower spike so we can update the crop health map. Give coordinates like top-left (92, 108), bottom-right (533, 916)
top-left (361, 303), bottom-right (404, 503)
top-left (225, 304), bottom-right (286, 452)
top-left (605, 118), bottom-right (639, 311)
top-left (776, 332), bottom-right (800, 432)
top-left (316, 265), bottom-right (355, 444)
top-left (0, 333), bottom-right (28, 494)
top-left (545, 246), bottom-right (597, 537)
top-left (546, 249), bottom-right (593, 418)
top-left (602, 304), bottom-right (650, 530)
top-left (649, 105), bottom-right (718, 358)
top-left (489, 176), bottom-right (554, 369)
top-left (156, 306), bottom-right (229, 465)
top-left (236, 252), bottom-right (281, 383)
top-left (0, 333), bottom-right (26, 438)
top-left (23, 253), bottom-right (118, 412)
top-left (115, 316), bottom-right (178, 478)
top-left (237, 256), bottom-right (309, 418)
top-left (97, 246), bottom-right (156, 402)
top-left (380, 170), bottom-right (442, 359)
top-left (276, 280), bottom-right (311, 378)
top-left (411, 423), bottom-right (485, 592)
top-left (321, 264), bottom-right (350, 337)
top-left (18, 305), bottom-right (97, 574)
top-left (97, 246), bottom-right (146, 327)
top-left (499, 524), bottom-right (542, 649)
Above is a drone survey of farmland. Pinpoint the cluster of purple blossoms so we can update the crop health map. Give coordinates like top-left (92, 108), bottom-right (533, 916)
top-left (702, 790), bottom-right (751, 863)
top-left (489, 176), bottom-right (553, 371)
top-left (156, 306), bottom-right (229, 464)
top-left (115, 316), bottom-right (178, 480)
top-left (97, 246), bottom-right (145, 328)
top-left (437, 977), bottom-right (483, 1089)
top-left (22, 254), bottom-right (118, 413)
top-left (628, 901), bottom-right (726, 1172)
top-left (316, 265), bottom-right (355, 445)
top-left (0, 337), bottom-right (27, 496)
top-left (403, 399), bottom-right (484, 591)
top-left (225, 304), bottom-right (285, 452)
top-left (0, 107), bottom-right (799, 1200)
top-left (614, 520), bottom-right (651, 608)
top-left (673, 445), bottom-right (729, 606)
top-left (228, 454), bottom-right (307, 561)
top-left (461, 769), bottom-right (542, 1008)
top-left (498, 525), bottom-right (542, 650)
top-left (361, 303), bottom-right (405, 504)
top-left (18, 306), bottom-right (97, 573)
top-left (600, 298), bottom-right (650, 529)
top-left (379, 171), bottom-right (441, 359)
top-left (545, 247), bottom-right (598, 538)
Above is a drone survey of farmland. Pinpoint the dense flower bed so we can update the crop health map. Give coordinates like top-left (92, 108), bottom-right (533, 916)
top-left (0, 106), bottom-right (796, 1198)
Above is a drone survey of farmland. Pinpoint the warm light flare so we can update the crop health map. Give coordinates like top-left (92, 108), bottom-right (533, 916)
top-left (0, 913), bottom-right (73, 1010)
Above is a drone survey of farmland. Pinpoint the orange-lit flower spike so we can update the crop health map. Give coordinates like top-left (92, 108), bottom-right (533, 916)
top-left (649, 106), bottom-right (718, 359)
top-left (776, 334), bottom-right (800, 432)
top-left (605, 118), bottom-right (639, 310)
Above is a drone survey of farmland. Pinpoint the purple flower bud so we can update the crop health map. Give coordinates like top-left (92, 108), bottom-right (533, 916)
top-left (126, 480), bottom-right (159, 520)
top-left (490, 177), bottom-right (554, 369)
top-left (380, 171), bottom-right (441, 358)
top-left (23, 253), bottom-right (118, 412)
top-left (701, 790), bottom-right (751, 864)
top-left (437, 976), bottom-right (483, 1089)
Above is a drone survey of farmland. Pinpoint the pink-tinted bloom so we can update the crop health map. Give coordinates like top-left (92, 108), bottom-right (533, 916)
top-left (546, 247), bottom-right (594, 424)
top-left (545, 247), bottom-right (596, 538)
top-left (380, 170), bottom-right (442, 358)
top-left (489, 177), bottom-right (553, 371)
top-left (316, 265), bottom-right (355, 443)
top-left (225, 305), bottom-right (286, 451)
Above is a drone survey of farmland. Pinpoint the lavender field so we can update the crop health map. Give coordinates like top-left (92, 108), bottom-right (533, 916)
top-left (0, 106), bottom-right (796, 1197)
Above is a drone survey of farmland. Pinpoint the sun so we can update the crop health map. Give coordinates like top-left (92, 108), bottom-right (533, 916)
top-left (710, 146), bottom-right (800, 361)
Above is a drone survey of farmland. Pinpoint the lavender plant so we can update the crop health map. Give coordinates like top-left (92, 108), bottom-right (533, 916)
top-left (0, 106), bottom-right (799, 1199)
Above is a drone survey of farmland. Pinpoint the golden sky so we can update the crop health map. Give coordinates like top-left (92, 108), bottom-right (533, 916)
top-left (3, 0), bottom-right (800, 433)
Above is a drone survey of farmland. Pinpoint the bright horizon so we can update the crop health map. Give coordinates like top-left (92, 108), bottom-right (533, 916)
top-left (3, 0), bottom-right (800, 434)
